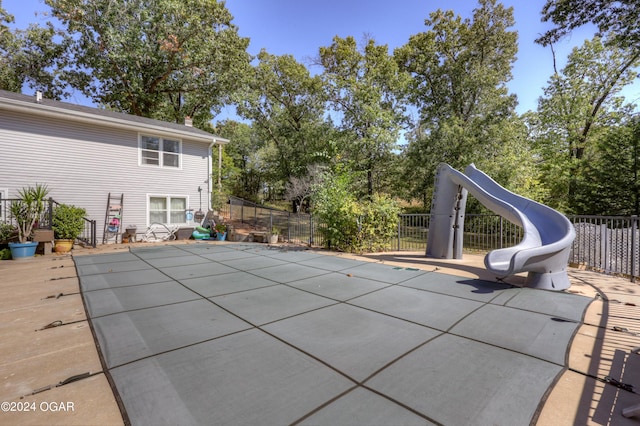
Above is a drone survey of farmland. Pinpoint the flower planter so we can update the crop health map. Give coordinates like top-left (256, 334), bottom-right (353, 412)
top-left (8, 241), bottom-right (38, 259)
top-left (216, 232), bottom-right (227, 241)
top-left (268, 234), bottom-right (278, 244)
top-left (54, 239), bottom-right (74, 253)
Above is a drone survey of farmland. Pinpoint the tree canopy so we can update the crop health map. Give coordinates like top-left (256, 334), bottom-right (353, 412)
top-left (319, 35), bottom-right (409, 197)
top-left (538, 0), bottom-right (640, 49)
top-left (0, 9), bottom-right (70, 98)
top-left (2, 0), bottom-right (640, 216)
top-left (394, 0), bottom-right (531, 208)
top-left (45, 0), bottom-right (251, 125)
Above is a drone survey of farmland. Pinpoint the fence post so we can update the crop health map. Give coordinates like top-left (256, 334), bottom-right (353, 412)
top-left (397, 215), bottom-right (401, 251)
top-left (499, 216), bottom-right (504, 249)
top-left (632, 215), bottom-right (638, 282)
top-left (47, 197), bottom-right (54, 229)
top-left (600, 223), bottom-right (609, 273)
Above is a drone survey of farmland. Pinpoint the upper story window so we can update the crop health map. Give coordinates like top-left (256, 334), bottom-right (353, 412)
top-left (140, 135), bottom-right (181, 168)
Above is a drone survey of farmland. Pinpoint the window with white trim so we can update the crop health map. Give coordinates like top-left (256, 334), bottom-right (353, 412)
top-left (148, 196), bottom-right (188, 224)
top-left (0, 189), bottom-right (7, 221)
top-left (140, 135), bottom-right (181, 168)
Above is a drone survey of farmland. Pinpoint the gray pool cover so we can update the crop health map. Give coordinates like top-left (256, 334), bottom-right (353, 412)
top-left (75, 243), bottom-right (592, 425)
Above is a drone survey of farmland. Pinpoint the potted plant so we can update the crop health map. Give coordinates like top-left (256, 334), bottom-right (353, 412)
top-left (8, 183), bottom-right (49, 259)
top-left (52, 203), bottom-right (87, 253)
top-left (268, 227), bottom-right (279, 244)
top-left (214, 223), bottom-right (227, 241)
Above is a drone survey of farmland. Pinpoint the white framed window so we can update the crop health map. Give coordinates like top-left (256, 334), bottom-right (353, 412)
top-left (148, 195), bottom-right (188, 225)
top-left (140, 135), bottom-right (181, 168)
top-left (0, 189), bottom-right (7, 221)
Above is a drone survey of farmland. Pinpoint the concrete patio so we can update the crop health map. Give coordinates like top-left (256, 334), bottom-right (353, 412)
top-left (1, 240), bottom-right (640, 425)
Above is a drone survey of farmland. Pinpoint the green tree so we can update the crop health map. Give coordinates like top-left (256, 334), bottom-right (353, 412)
top-left (0, 7), bottom-right (20, 92)
top-left (538, 0), bottom-right (640, 49)
top-left (528, 36), bottom-right (640, 211)
top-left (319, 35), bottom-right (409, 197)
top-left (235, 50), bottom-right (334, 196)
top-left (0, 6), bottom-right (71, 98)
top-left (571, 117), bottom-right (640, 215)
top-left (215, 120), bottom-right (266, 201)
top-left (395, 0), bottom-right (529, 208)
top-left (45, 0), bottom-right (251, 125)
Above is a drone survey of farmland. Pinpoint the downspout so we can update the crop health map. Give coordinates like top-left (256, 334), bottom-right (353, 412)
top-left (208, 139), bottom-right (215, 211)
top-left (218, 143), bottom-right (222, 191)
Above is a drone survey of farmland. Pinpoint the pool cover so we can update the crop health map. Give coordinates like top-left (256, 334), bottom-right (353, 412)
top-left (76, 243), bottom-right (593, 425)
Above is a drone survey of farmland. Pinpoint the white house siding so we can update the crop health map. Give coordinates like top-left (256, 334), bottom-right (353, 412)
top-left (0, 109), bottom-right (212, 243)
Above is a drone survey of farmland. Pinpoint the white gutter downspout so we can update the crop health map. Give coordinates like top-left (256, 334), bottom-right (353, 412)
top-left (218, 143), bottom-right (222, 191)
top-left (208, 139), bottom-right (216, 211)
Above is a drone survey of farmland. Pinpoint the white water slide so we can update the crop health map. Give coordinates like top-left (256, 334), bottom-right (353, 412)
top-left (426, 163), bottom-right (575, 290)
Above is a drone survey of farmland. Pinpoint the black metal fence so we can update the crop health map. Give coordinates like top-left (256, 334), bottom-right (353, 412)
top-left (0, 198), bottom-right (97, 248)
top-left (223, 197), bottom-right (640, 281)
top-left (225, 196), bottom-right (325, 246)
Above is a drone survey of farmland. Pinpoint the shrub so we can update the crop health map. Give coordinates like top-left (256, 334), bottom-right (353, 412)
top-left (0, 247), bottom-right (11, 260)
top-left (358, 194), bottom-right (400, 252)
top-left (52, 204), bottom-right (87, 240)
top-left (0, 223), bottom-right (17, 243)
top-left (312, 171), bottom-right (399, 253)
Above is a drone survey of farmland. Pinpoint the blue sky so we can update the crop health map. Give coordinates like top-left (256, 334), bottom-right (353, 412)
top-left (4, 0), bottom-right (639, 117)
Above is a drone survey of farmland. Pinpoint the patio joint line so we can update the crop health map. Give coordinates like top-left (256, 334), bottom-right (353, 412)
top-left (249, 301), bottom-right (342, 328)
top-left (73, 256), bottom-right (132, 426)
top-left (395, 281), bottom-right (516, 305)
top-left (165, 244), bottom-right (340, 287)
top-left (288, 385), bottom-right (360, 425)
top-left (200, 281), bottom-right (282, 298)
top-left (445, 329), bottom-right (568, 368)
top-left (340, 301), bottom-right (446, 333)
top-left (80, 279), bottom-right (177, 293)
top-left (289, 384), bottom-right (444, 426)
top-left (86, 296), bottom-right (204, 319)
top-left (441, 287), bottom-right (578, 367)
top-left (106, 327), bottom-right (255, 370)
top-left (131, 245), bottom-right (346, 331)
top-left (359, 384), bottom-right (444, 426)
top-left (279, 278), bottom-right (396, 305)
top-left (359, 332), bottom-right (445, 385)
top-left (252, 323), bottom-right (361, 385)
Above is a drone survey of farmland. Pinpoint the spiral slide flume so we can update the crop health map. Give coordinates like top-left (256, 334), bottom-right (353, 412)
top-left (426, 163), bottom-right (575, 290)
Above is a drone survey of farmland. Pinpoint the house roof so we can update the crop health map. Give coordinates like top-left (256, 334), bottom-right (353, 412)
top-left (0, 90), bottom-right (230, 145)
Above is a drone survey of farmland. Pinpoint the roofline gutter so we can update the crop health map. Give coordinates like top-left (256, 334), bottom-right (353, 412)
top-left (0, 96), bottom-right (230, 145)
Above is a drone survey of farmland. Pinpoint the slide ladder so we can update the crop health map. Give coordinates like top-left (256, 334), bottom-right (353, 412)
top-left (426, 163), bottom-right (575, 290)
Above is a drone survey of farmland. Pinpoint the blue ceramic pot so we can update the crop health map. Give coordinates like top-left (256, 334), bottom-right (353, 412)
top-left (216, 232), bottom-right (226, 241)
top-left (8, 241), bottom-right (38, 259)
